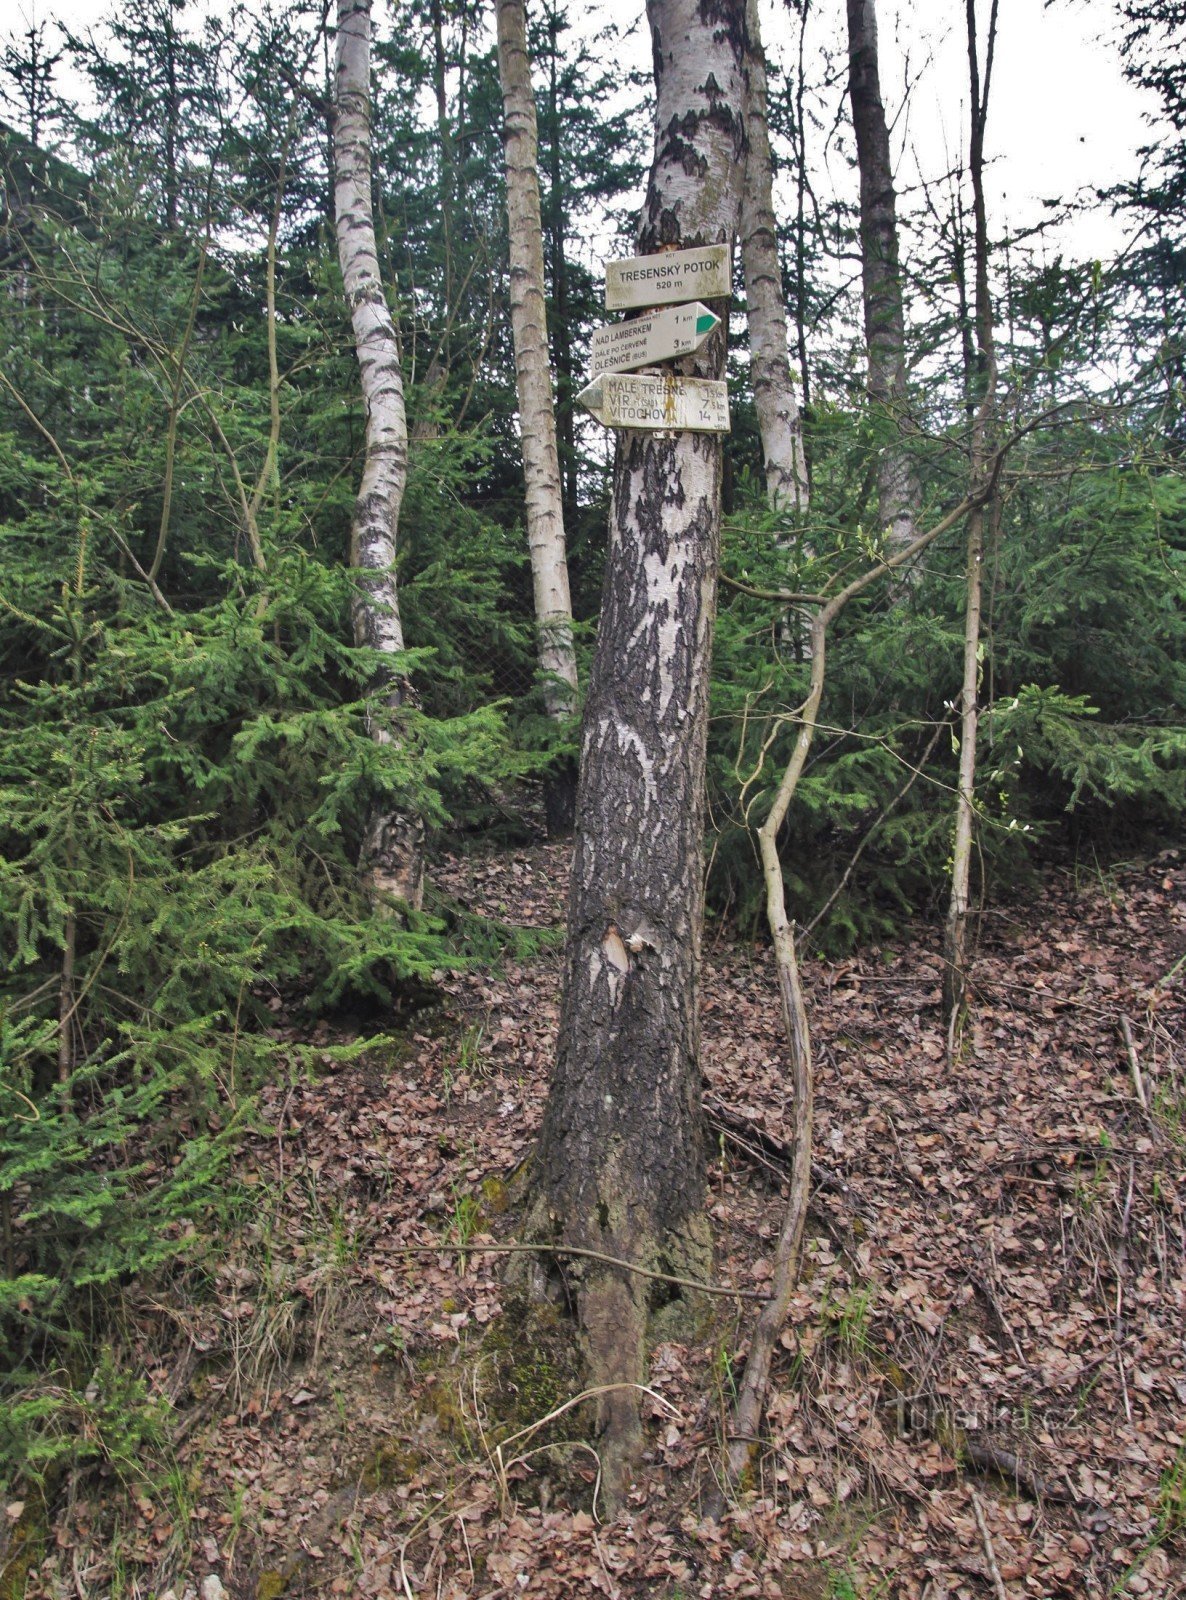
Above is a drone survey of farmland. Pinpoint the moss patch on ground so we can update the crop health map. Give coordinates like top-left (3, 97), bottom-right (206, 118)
top-left (0, 1495), bottom-right (47, 1600)
top-left (479, 1293), bottom-right (582, 1444)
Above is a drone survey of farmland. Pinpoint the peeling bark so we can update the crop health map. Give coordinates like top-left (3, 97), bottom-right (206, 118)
top-left (496, 0), bottom-right (579, 728)
top-left (741, 0), bottom-right (808, 513)
top-left (528, 0), bottom-right (748, 1504)
top-left (846, 0), bottom-right (920, 555)
top-left (335, 0), bottom-right (424, 908)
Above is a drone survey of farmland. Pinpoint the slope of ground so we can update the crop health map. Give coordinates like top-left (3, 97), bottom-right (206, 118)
top-left (16, 845), bottom-right (1186, 1599)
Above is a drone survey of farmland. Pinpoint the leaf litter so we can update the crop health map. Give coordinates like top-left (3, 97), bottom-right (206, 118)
top-left (23, 844), bottom-right (1186, 1599)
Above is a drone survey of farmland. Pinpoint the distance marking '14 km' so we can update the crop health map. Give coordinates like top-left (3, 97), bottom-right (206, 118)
top-left (604, 243), bottom-right (730, 310)
top-left (577, 373), bottom-right (730, 434)
top-left (589, 303), bottom-right (720, 378)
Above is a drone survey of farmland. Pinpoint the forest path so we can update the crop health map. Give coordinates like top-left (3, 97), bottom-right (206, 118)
top-left (48, 843), bottom-right (1186, 1600)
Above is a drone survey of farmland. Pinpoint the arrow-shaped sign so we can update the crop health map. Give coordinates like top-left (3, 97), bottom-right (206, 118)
top-left (590, 303), bottom-right (720, 379)
top-left (578, 373), bottom-right (730, 434)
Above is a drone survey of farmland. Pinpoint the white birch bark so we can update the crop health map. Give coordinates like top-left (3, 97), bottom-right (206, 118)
top-left (495, 0), bottom-right (578, 722)
top-left (335, 0), bottom-right (424, 908)
top-left (741, 0), bottom-right (808, 513)
top-left (527, 0), bottom-right (748, 1503)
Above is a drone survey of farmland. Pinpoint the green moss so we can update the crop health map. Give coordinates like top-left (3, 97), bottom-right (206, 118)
top-left (255, 1571), bottom-right (286, 1600)
top-left (649, 1292), bottom-right (710, 1344)
top-left (874, 1356), bottom-right (910, 1394)
top-left (0, 1496), bottom-right (46, 1600)
top-left (934, 1412), bottom-right (965, 1457)
top-left (479, 1294), bottom-right (582, 1445)
top-left (420, 1375), bottom-right (471, 1445)
top-left (735, 1448), bottom-right (759, 1496)
top-left (359, 1440), bottom-right (429, 1491)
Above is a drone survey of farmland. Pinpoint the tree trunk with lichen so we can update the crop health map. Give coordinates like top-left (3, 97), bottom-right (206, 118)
top-left (847, 0), bottom-right (920, 555)
top-left (335, 0), bottom-right (424, 908)
top-left (741, 0), bottom-right (808, 513)
top-left (526, 0), bottom-right (748, 1505)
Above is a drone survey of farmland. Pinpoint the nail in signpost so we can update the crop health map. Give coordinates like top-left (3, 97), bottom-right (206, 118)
top-left (604, 243), bottom-right (730, 311)
top-left (578, 373), bottom-right (730, 434)
top-left (590, 303), bottom-right (720, 379)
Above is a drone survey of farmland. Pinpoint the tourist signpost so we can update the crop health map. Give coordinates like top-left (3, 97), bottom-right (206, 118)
top-left (585, 244), bottom-right (732, 435)
top-left (604, 243), bottom-right (730, 311)
top-left (577, 373), bottom-right (730, 434)
top-left (590, 303), bottom-right (720, 378)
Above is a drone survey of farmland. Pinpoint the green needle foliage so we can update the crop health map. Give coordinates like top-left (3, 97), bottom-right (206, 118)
top-left (709, 409), bottom-right (1186, 950)
top-left (0, 118), bottom-right (534, 1486)
top-left (2, 0), bottom-right (1184, 1514)
top-left (0, 513), bottom-right (517, 1482)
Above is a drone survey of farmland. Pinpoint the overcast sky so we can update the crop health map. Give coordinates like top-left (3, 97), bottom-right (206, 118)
top-left (3, 0), bottom-right (1166, 266)
top-left (839, 0), bottom-right (1160, 262)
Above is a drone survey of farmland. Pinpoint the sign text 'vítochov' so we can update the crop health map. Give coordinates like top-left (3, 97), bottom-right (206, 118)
top-left (578, 372), bottom-right (730, 433)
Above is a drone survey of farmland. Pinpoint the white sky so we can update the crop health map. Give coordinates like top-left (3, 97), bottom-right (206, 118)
top-left (862, 0), bottom-right (1160, 262)
top-left (3, 0), bottom-right (1166, 268)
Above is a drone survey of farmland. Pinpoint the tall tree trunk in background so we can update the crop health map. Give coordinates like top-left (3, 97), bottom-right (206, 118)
top-left (428, 0), bottom-right (455, 369)
top-left (496, 0), bottom-right (580, 828)
top-left (335, 0), bottom-right (424, 908)
top-left (741, 0), bottom-right (808, 512)
top-left (846, 0), bottom-right (920, 553)
top-left (542, 4), bottom-right (580, 531)
top-left (952, 188), bottom-right (977, 425)
top-left (791, 0), bottom-right (813, 435)
top-left (162, 5), bottom-right (180, 231)
top-left (943, 0), bottom-right (999, 1034)
top-left (526, 0), bottom-right (747, 1503)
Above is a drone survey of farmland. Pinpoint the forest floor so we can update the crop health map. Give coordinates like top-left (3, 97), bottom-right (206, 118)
top-left (22, 841), bottom-right (1186, 1600)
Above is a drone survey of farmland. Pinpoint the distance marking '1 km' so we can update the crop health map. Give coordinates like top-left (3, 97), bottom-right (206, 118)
top-left (577, 373), bottom-right (730, 434)
top-left (604, 243), bottom-right (730, 310)
top-left (589, 302), bottom-right (720, 378)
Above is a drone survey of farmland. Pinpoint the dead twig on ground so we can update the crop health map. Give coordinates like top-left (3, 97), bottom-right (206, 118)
top-left (702, 1094), bottom-right (850, 1199)
top-left (970, 1488), bottom-right (1009, 1600)
top-left (961, 1437), bottom-right (1076, 1505)
top-left (1114, 1157), bottom-right (1136, 1423)
top-left (1120, 1014), bottom-right (1150, 1116)
top-left (390, 1241), bottom-right (763, 1301)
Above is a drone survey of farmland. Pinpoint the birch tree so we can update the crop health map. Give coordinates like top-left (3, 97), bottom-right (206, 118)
top-left (335, 0), bottom-right (423, 907)
top-left (525, 0), bottom-right (748, 1502)
top-left (495, 0), bottom-right (579, 742)
top-left (943, 0), bottom-right (999, 1032)
top-left (741, 0), bottom-right (808, 512)
top-left (846, 0), bottom-right (920, 552)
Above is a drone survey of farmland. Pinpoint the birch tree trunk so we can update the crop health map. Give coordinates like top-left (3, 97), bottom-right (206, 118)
top-left (846, 0), bottom-right (920, 554)
top-left (741, 0), bottom-right (808, 513)
top-left (335, 0), bottom-right (424, 909)
top-left (943, 0), bottom-right (1000, 1033)
top-left (526, 0), bottom-right (747, 1504)
top-left (542, 4), bottom-right (580, 531)
top-left (495, 0), bottom-right (579, 736)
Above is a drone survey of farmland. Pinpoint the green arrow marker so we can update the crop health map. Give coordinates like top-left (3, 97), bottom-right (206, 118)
top-left (589, 302), bottom-right (721, 379)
